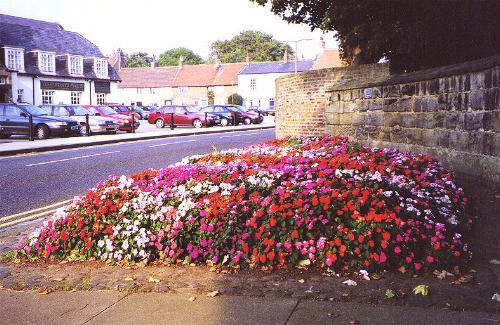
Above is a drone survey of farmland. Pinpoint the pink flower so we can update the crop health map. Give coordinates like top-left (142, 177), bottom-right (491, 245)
top-left (426, 256), bottom-right (434, 263)
top-left (414, 262), bottom-right (422, 271)
top-left (379, 252), bottom-right (387, 263)
top-left (394, 246), bottom-right (401, 254)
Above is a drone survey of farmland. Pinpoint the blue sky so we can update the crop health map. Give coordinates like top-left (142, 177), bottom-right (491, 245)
top-left (0, 0), bottom-right (338, 60)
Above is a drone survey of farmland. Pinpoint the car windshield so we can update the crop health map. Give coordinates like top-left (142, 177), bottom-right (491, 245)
top-left (230, 106), bottom-right (247, 112)
top-left (70, 106), bottom-right (91, 116)
top-left (98, 106), bottom-right (118, 115)
top-left (186, 107), bottom-right (200, 113)
top-left (22, 104), bottom-right (48, 116)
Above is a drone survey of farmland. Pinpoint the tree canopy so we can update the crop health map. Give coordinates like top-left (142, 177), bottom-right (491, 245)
top-left (210, 30), bottom-right (294, 63)
top-left (123, 52), bottom-right (152, 68)
top-left (252, 0), bottom-right (499, 72)
top-left (157, 47), bottom-right (205, 67)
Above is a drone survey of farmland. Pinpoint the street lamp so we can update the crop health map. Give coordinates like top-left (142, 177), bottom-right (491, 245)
top-left (283, 38), bottom-right (312, 73)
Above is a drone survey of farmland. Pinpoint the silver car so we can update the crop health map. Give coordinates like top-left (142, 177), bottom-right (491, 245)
top-left (39, 105), bottom-right (119, 135)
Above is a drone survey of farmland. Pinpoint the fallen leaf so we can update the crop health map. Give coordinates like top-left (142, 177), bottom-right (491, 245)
top-left (209, 266), bottom-right (217, 272)
top-left (398, 265), bottom-right (406, 274)
top-left (206, 291), bottom-right (219, 297)
top-left (148, 276), bottom-right (160, 283)
top-left (452, 274), bottom-right (473, 284)
top-left (489, 259), bottom-right (500, 265)
top-left (298, 259), bottom-right (311, 268)
top-left (342, 293), bottom-right (349, 297)
top-left (385, 289), bottom-right (396, 298)
top-left (188, 296), bottom-right (196, 302)
top-left (349, 320), bottom-right (360, 325)
top-left (433, 270), bottom-right (454, 280)
top-left (412, 284), bottom-right (429, 296)
top-left (124, 277), bottom-right (134, 282)
top-left (342, 279), bottom-right (357, 286)
top-left (37, 289), bottom-right (50, 295)
top-left (222, 255), bottom-right (229, 265)
top-left (52, 277), bottom-right (64, 282)
top-left (298, 279), bottom-right (305, 284)
top-left (492, 293), bottom-right (500, 302)
top-left (371, 273), bottom-right (383, 280)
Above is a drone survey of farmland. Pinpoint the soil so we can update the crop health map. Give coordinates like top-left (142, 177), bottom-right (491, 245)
top-left (1, 181), bottom-right (498, 314)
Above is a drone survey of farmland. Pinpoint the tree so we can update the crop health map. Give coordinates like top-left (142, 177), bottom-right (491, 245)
top-left (124, 52), bottom-right (152, 68)
top-left (252, 0), bottom-right (499, 72)
top-left (227, 93), bottom-right (243, 105)
top-left (157, 48), bottom-right (205, 66)
top-left (210, 30), bottom-right (294, 63)
top-left (207, 90), bottom-right (215, 105)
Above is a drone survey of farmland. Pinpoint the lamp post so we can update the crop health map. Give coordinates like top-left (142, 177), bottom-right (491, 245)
top-left (283, 38), bottom-right (312, 73)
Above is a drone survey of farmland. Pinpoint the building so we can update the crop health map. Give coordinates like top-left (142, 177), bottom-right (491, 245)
top-left (238, 60), bottom-right (314, 110)
top-left (0, 14), bottom-right (120, 106)
top-left (114, 55), bottom-right (244, 107)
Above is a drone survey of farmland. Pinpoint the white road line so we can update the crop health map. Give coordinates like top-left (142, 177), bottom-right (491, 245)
top-left (25, 151), bottom-right (121, 167)
top-left (220, 132), bottom-right (260, 138)
top-left (149, 139), bottom-right (198, 148)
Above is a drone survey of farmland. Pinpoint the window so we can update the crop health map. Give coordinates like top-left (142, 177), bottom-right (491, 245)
top-left (17, 89), bottom-right (24, 103)
top-left (4, 105), bottom-right (21, 116)
top-left (42, 90), bottom-right (54, 104)
top-left (269, 98), bottom-right (275, 108)
top-left (39, 51), bottom-right (55, 73)
top-left (96, 93), bottom-right (106, 105)
top-left (53, 106), bottom-right (70, 117)
top-left (94, 58), bottom-right (108, 78)
top-left (4, 48), bottom-right (24, 71)
top-left (178, 87), bottom-right (188, 94)
top-left (71, 92), bottom-right (81, 105)
top-left (250, 79), bottom-right (256, 91)
top-left (0, 76), bottom-right (6, 84)
top-left (69, 55), bottom-right (83, 75)
top-left (137, 88), bottom-right (142, 94)
top-left (149, 88), bottom-right (155, 94)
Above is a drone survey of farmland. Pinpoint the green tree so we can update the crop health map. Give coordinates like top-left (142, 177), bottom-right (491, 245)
top-left (252, 0), bottom-right (499, 72)
top-left (157, 47), bottom-right (205, 66)
top-left (207, 90), bottom-right (215, 105)
top-left (210, 30), bottom-right (294, 63)
top-left (227, 93), bottom-right (243, 105)
top-left (124, 52), bottom-right (152, 68)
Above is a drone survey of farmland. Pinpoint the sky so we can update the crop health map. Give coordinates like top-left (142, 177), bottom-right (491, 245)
top-left (0, 0), bottom-right (339, 60)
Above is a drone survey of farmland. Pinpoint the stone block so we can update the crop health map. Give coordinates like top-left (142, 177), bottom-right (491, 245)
top-left (485, 69), bottom-right (493, 88)
top-left (384, 113), bottom-right (402, 127)
top-left (383, 85), bottom-right (399, 98)
top-left (434, 112), bottom-right (445, 128)
top-left (369, 100), bottom-right (383, 111)
top-left (492, 111), bottom-right (500, 132)
top-left (448, 130), bottom-right (461, 150)
top-left (464, 112), bottom-right (483, 131)
top-left (401, 114), bottom-right (416, 128)
top-left (484, 132), bottom-right (500, 157)
top-left (482, 111), bottom-right (493, 131)
top-left (328, 101), bottom-right (342, 113)
top-left (339, 113), bottom-right (354, 125)
top-left (428, 79), bottom-right (439, 95)
top-left (421, 129), bottom-right (438, 147)
top-left (383, 98), bottom-right (398, 112)
top-left (464, 74), bottom-right (471, 91)
top-left (372, 87), bottom-right (382, 98)
top-left (378, 127), bottom-right (392, 142)
top-left (366, 112), bottom-right (384, 126)
top-left (390, 125), bottom-right (405, 143)
top-left (469, 91), bottom-right (485, 110)
top-left (406, 128), bottom-right (423, 144)
top-left (462, 131), bottom-right (484, 154)
top-left (437, 94), bottom-right (450, 111)
top-left (470, 72), bottom-right (485, 90)
top-left (343, 102), bottom-right (356, 113)
top-left (351, 113), bottom-right (366, 126)
top-left (484, 87), bottom-right (498, 111)
top-left (494, 67), bottom-right (500, 88)
top-left (436, 129), bottom-right (450, 148)
top-left (414, 113), bottom-right (435, 129)
top-left (399, 98), bottom-right (412, 112)
top-left (422, 96), bottom-right (439, 112)
top-left (419, 81), bottom-right (427, 96)
top-left (354, 126), bottom-right (368, 140)
top-left (326, 113), bottom-right (341, 125)
top-left (412, 97), bottom-right (423, 112)
top-left (439, 78), bottom-right (446, 94)
top-left (444, 112), bottom-right (460, 129)
top-left (401, 83), bottom-right (416, 96)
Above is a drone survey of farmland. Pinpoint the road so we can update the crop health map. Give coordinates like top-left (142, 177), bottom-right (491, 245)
top-left (0, 129), bottom-right (275, 219)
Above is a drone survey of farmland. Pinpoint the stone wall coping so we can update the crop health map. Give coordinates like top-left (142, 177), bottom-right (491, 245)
top-left (327, 55), bottom-right (500, 92)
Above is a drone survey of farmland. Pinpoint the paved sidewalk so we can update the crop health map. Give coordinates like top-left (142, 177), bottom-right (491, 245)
top-left (0, 121), bottom-right (275, 156)
top-left (0, 290), bottom-right (498, 325)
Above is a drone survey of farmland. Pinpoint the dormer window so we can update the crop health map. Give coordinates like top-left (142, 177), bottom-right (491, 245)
top-left (4, 47), bottom-right (24, 71)
top-left (68, 55), bottom-right (83, 75)
top-left (94, 58), bottom-right (108, 78)
top-left (39, 51), bottom-right (56, 73)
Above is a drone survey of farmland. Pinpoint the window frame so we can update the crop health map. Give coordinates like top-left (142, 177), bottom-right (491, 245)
top-left (68, 55), bottom-right (83, 76)
top-left (96, 93), bottom-right (106, 105)
top-left (250, 79), bottom-right (256, 91)
top-left (17, 89), bottom-right (24, 103)
top-left (39, 51), bottom-right (56, 74)
top-left (71, 91), bottom-right (82, 105)
top-left (42, 90), bottom-right (54, 105)
top-left (4, 47), bottom-right (25, 72)
top-left (94, 58), bottom-right (109, 78)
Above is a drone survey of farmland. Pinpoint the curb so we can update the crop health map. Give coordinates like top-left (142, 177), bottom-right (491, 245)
top-left (0, 125), bottom-right (275, 157)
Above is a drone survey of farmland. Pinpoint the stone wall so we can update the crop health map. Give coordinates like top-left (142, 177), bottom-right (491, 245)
top-left (275, 55), bottom-right (499, 187)
top-left (275, 64), bottom-right (390, 138)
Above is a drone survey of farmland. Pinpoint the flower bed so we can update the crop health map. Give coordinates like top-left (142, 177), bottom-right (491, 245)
top-left (17, 136), bottom-right (472, 272)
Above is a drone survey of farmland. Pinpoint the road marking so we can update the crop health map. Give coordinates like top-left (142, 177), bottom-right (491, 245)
top-left (149, 139), bottom-right (198, 148)
top-left (220, 132), bottom-right (259, 138)
top-left (0, 199), bottom-right (71, 223)
top-left (25, 151), bottom-right (121, 167)
top-left (0, 209), bottom-right (57, 229)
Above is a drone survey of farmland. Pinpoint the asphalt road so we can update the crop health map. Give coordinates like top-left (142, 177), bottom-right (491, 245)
top-left (0, 129), bottom-right (275, 218)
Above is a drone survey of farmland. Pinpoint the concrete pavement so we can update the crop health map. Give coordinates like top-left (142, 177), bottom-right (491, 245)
top-left (0, 117), bottom-right (275, 156)
top-left (0, 290), bottom-right (498, 324)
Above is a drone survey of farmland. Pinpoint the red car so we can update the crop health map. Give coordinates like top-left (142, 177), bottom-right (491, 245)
top-left (83, 105), bottom-right (140, 133)
top-left (107, 104), bottom-right (141, 120)
top-left (148, 105), bottom-right (220, 128)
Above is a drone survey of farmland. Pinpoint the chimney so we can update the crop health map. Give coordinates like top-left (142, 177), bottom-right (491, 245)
top-left (178, 55), bottom-right (184, 68)
top-left (215, 57), bottom-right (221, 69)
top-left (283, 48), bottom-right (288, 63)
top-left (245, 53), bottom-right (250, 66)
top-left (319, 36), bottom-right (326, 53)
top-left (150, 55), bottom-right (156, 69)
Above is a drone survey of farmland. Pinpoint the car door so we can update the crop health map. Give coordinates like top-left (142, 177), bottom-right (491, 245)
top-left (174, 106), bottom-right (190, 125)
top-left (0, 104), bottom-right (6, 134)
top-left (5, 104), bottom-right (29, 134)
top-left (161, 106), bottom-right (173, 125)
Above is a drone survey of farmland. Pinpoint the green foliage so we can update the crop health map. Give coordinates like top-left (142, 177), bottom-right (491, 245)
top-left (157, 47), bottom-right (205, 67)
top-left (210, 30), bottom-right (294, 63)
top-left (227, 93), bottom-right (243, 105)
top-left (412, 284), bottom-right (430, 296)
top-left (252, 0), bottom-right (499, 72)
top-left (207, 90), bottom-right (215, 105)
top-left (385, 289), bottom-right (396, 299)
top-left (124, 52), bottom-right (152, 68)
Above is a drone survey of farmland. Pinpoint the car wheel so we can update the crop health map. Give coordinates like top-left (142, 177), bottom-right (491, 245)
top-left (156, 119), bottom-right (165, 128)
top-left (193, 119), bottom-right (203, 128)
top-left (36, 125), bottom-right (50, 140)
top-left (220, 118), bottom-right (229, 127)
top-left (244, 118), bottom-right (251, 125)
top-left (0, 134), bottom-right (11, 139)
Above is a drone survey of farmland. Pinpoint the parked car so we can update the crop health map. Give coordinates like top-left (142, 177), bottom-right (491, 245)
top-left (83, 105), bottom-right (140, 132)
top-left (198, 105), bottom-right (263, 126)
top-left (39, 105), bottom-right (119, 135)
top-left (148, 105), bottom-right (220, 128)
top-left (131, 106), bottom-right (149, 120)
top-left (0, 103), bottom-right (80, 139)
top-left (107, 104), bottom-right (142, 120)
top-left (248, 106), bottom-right (275, 116)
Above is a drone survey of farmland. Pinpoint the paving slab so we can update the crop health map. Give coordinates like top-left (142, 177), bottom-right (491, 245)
top-left (0, 290), bottom-right (126, 325)
top-left (89, 293), bottom-right (297, 325)
top-left (287, 300), bottom-right (500, 325)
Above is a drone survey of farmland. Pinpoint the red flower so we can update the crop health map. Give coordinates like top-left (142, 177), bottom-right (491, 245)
top-left (291, 230), bottom-right (299, 239)
top-left (267, 251), bottom-right (275, 261)
top-left (347, 233), bottom-right (355, 241)
top-left (269, 217), bottom-right (277, 227)
top-left (358, 235), bottom-right (365, 243)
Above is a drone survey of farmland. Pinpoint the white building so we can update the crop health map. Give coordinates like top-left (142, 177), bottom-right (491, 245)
top-left (238, 60), bottom-right (314, 110)
top-left (0, 14), bottom-right (120, 106)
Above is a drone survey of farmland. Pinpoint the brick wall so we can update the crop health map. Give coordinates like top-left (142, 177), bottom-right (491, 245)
top-left (276, 55), bottom-right (500, 187)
